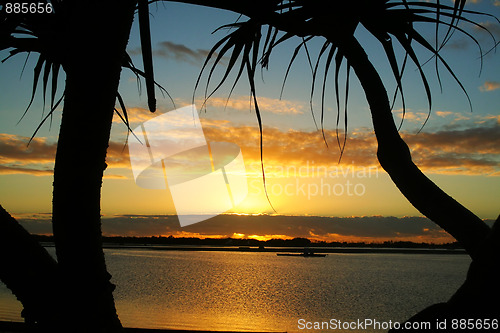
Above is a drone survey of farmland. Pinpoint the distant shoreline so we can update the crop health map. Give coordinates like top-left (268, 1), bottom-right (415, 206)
top-left (101, 245), bottom-right (468, 255)
top-left (33, 234), bottom-right (464, 248)
top-left (33, 234), bottom-right (467, 255)
top-left (38, 242), bottom-right (467, 255)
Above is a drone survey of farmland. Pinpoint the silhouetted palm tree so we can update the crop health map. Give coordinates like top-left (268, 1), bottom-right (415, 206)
top-left (193, 0), bottom-right (497, 256)
top-left (1, 0), bottom-right (142, 331)
top-left (0, 0), bottom-right (498, 331)
top-left (191, 0), bottom-right (500, 325)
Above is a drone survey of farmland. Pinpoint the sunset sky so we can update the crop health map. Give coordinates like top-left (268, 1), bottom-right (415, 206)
top-left (0, 1), bottom-right (499, 242)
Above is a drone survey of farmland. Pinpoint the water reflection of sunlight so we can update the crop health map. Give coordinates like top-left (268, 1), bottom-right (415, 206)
top-left (108, 250), bottom-right (470, 332)
top-left (0, 250), bottom-right (463, 332)
top-left (0, 296), bottom-right (22, 322)
top-left (114, 251), bottom-right (287, 332)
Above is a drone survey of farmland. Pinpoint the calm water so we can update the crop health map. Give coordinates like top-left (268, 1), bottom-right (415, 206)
top-left (0, 248), bottom-right (470, 332)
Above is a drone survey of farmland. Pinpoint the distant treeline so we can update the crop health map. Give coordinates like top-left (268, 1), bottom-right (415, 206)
top-left (32, 234), bottom-right (463, 249)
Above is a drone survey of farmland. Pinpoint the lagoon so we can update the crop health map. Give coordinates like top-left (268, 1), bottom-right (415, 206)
top-left (0, 248), bottom-right (470, 332)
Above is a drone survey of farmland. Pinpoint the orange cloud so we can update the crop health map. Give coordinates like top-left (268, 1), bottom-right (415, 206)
top-left (3, 114), bottom-right (499, 178)
top-left (0, 134), bottom-right (56, 176)
top-left (17, 213), bottom-right (467, 244)
top-left (479, 81), bottom-right (500, 92)
top-left (103, 174), bottom-right (128, 180)
top-left (0, 133), bottom-right (132, 177)
top-left (392, 109), bottom-right (430, 124)
top-left (0, 134), bottom-right (56, 164)
top-left (435, 111), bottom-right (454, 118)
top-left (113, 107), bottom-right (158, 124)
top-left (0, 165), bottom-right (53, 176)
top-left (200, 118), bottom-right (500, 177)
top-left (199, 95), bottom-right (306, 115)
top-left (433, 111), bottom-right (471, 123)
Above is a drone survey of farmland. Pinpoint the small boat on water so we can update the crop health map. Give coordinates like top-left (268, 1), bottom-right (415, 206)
top-left (277, 249), bottom-right (327, 257)
top-left (277, 252), bottom-right (327, 257)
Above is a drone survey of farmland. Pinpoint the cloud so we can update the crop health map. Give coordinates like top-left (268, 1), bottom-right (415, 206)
top-left (3, 112), bottom-right (499, 178)
top-left (113, 107), bottom-right (157, 124)
top-left (442, 19), bottom-right (499, 51)
top-left (111, 114), bottom-right (500, 177)
top-left (176, 214), bottom-right (458, 243)
top-left (404, 122), bottom-right (500, 155)
top-left (0, 165), bottom-right (53, 176)
top-left (0, 133), bottom-right (131, 176)
top-left (402, 121), bottom-right (500, 175)
top-left (156, 41), bottom-right (211, 66)
top-left (201, 96), bottom-right (305, 115)
top-left (0, 134), bottom-right (56, 164)
top-left (115, 96), bottom-right (303, 123)
top-left (393, 109), bottom-right (430, 124)
top-left (103, 174), bottom-right (128, 180)
top-left (479, 81), bottom-right (500, 92)
top-left (201, 124), bottom-right (376, 172)
top-left (128, 41), bottom-right (221, 67)
top-left (471, 21), bottom-right (500, 49)
top-left (18, 213), bottom-right (481, 243)
top-left (200, 117), bottom-right (500, 176)
top-left (0, 134), bottom-right (56, 176)
top-left (443, 37), bottom-right (473, 50)
top-left (435, 111), bottom-right (454, 118)
top-left (475, 114), bottom-right (500, 125)
top-left (478, 21), bottom-right (500, 39)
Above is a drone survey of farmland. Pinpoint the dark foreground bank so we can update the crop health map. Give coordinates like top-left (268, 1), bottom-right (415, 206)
top-left (0, 321), bottom-right (286, 333)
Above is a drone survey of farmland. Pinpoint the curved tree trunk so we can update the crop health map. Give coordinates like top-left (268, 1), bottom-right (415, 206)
top-left (1, 1), bottom-right (139, 330)
top-left (51, 1), bottom-right (137, 331)
top-left (339, 37), bottom-right (490, 260)
top-left (389, 216), bottom-right (500, 331)
top-left (0, 205), bottom-right (58, 329)
top-left (341, 36), bottom-right (499, 327)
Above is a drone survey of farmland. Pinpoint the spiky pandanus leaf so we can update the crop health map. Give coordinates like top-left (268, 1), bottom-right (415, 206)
top-left (195, 0), bottom-right (498, 252)
top-left (197, 0), bottom-right (497, 153)
top-left (138, 0), bottom-right (156, 112)
top-left (194, 19), bottom-right (277, 210)
top-left (1, 0), bottom-right (173, 140)
top-left (1, 1), bottom-right (63, 125)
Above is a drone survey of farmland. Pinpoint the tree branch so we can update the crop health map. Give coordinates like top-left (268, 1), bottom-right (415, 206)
top-left (0, 205), bottom-right (58, 327)
top-left (340, 37), bottom-right (490, 259)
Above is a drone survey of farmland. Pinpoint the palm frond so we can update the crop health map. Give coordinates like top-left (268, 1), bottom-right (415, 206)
top-left (122, 51), bottom-right (175, 108)
top-left (2, 0), bottom-right (174, 145)
top-left (28, 92), bottom-right (64, 145)
top-left (115, 92), bottom-right (143, 146)
top-left (13, 53), bottom-right (63, 130)
top-left (194, 21), bottom-right (263, 108)
top-left (1, 0), bottom-right (63, 137)
top-left (312, 40), bottom-right (332, 137)
top-left (138, 0), bottom-right (156, 112)
top-left (196, 0), bottom-right (498, 200)
top-left (194, 19), bottom-right (277, 211)
top-left (19, 54), bottom-right (46, 124)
